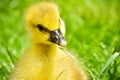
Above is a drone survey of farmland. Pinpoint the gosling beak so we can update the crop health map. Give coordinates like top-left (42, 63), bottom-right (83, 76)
top-left (49, 29), bottom-right (67, 47)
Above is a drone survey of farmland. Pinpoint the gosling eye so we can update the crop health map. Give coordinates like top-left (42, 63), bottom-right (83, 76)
top-left (37, 24), bottom-right (45, 31)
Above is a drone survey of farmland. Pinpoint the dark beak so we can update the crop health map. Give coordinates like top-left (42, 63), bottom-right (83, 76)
top-left (49, 29), bottom-right (67, 46)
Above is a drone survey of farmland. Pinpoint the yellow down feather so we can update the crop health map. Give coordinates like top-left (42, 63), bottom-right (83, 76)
top-left (9, 2), bottom-right (87, 80)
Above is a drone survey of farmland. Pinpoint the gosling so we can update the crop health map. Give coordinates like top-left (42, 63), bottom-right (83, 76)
top-left (9, 2), bottom-right (87, 80)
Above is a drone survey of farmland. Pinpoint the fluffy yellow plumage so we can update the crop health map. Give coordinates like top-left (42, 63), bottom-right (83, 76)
top-left (9, 2), bottom-right (87, 80)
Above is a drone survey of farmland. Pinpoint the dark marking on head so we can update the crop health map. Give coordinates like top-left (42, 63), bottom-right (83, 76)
top-left (37, 24), bottom-right (50, 32)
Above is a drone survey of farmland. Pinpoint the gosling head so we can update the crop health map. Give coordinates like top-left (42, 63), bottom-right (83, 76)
top-left (25, 2), bottom-right (66, 46)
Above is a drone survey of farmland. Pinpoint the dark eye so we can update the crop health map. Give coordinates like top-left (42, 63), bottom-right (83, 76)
top-left (37, 24), bottom-right (44, 31)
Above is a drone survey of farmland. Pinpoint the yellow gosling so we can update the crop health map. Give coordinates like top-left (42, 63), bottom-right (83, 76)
top-left (9, 2), bottom-right (87, 80)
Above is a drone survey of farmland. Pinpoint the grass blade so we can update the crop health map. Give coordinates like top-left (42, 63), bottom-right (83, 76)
top-left (97, 52), bottom-right (119, 80)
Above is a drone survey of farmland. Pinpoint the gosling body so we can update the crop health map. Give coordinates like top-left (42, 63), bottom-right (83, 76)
top-left (9, 2), bottom-right (87, 80)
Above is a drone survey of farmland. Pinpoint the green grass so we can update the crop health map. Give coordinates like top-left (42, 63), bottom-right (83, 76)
top-left (0, 0), bottom-right (120, 80)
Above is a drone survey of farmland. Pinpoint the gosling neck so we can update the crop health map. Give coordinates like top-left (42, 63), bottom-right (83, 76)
top-left (31, 43), bottom-right (58, 57)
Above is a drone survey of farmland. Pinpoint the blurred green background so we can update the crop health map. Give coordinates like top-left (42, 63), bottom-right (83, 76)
top-left (0, 0), bottom-right (120, 80)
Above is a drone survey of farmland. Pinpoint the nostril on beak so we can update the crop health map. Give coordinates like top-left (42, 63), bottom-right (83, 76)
top-left (49, 29), bottom-right (67, 46)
